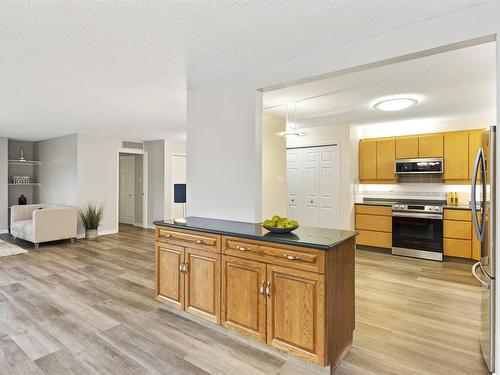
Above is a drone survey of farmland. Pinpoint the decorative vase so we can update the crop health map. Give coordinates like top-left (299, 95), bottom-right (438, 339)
top-left (85, 229), bottom-right (98, 240)
top-left (18, 195), bottom-right (27, 205)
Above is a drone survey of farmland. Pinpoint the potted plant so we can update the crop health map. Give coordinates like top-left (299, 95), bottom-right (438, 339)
top-left (78, 203), bottom-right (104, 240)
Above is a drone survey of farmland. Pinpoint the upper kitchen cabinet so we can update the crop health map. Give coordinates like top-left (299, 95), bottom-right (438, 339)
top-left (359, 140), bottom-right (377, 180)
top-left (418, 134), bottom-right (443, 157)
top-left (395, 137), bottom-right (418, 159)
top-left (376, 139), bottom-right (396, 181)
top-left (444, 132), bottom-right (469, 181)
top-left (468, 130), bottom-right (483, 179)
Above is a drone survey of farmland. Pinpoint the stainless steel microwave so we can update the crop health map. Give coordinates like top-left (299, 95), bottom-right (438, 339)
top-left (395, 158), bottom-right (444, 174)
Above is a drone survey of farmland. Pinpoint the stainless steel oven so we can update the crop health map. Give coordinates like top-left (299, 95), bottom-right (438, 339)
top-left (392, 204), bottom-right (443, 261)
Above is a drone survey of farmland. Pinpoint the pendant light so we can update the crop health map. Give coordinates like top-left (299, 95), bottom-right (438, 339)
top-left (280, 102), bottom-right (304, 137)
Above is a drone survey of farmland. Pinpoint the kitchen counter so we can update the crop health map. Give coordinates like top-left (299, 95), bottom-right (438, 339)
top-left (154, 216), bottom-right (356, 369)
top-left (444, 204), bottom-right (479, 211)
top-left (154, 216), bottom-right (357, 250)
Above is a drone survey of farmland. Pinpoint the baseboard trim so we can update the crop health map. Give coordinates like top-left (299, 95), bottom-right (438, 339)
top-left (144, 224), bottom-right (155, 229)
top-left (98, 229), bottom-right (118, 236)
top-left (0, 229), bottom-right (8, 234)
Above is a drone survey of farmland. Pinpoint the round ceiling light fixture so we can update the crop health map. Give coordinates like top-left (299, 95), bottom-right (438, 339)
top-left (373, 97), bottom-right (418, 112)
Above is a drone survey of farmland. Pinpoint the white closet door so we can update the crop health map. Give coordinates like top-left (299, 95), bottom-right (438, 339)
top-left (303, 148), bottom-right (320, 227)
top-left (286, 149), bottom-right (302, 221)
top-left (318, 146), bottom-right (339, 228)
top-left (286, 145), bottom-right (340, 229)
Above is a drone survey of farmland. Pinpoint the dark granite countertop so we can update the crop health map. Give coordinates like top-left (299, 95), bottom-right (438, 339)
top-left (154, 217), bottom-right (358, 250)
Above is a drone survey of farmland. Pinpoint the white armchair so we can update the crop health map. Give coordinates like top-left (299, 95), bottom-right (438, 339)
top-left (10, 204), bottom-right (78, 248)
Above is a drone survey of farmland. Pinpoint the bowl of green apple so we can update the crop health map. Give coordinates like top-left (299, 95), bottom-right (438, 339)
top-left (262, 215), bottom-right (299, 234)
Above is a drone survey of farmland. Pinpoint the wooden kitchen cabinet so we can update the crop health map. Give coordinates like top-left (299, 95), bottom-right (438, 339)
top-left (221, 255), bottom-right (267, 342)
top-left (418, 134), bottom-right (443, 157)
top-left (156, 244), bottom-right (185, 310)
top-left (443, 208), bottom-right (472, 258)
top-left (184, 247), bottom-right (221, 324)
top-left (359, 140), bottom-right (377, 180)
top-left (396, 137), bottom-right (419, 159)
top-left (155, 234), bottom-right (221, 323)
top-left (469, 130), bottom-right (483, 179)
top-left (266, 264), bottom-right (325, 365)
top-left (376, 139), bottom-right (396, 180)
top-left (156, 225), bottom-right (356, 368)
top-left (355, 204), bottom-right (392, 249)
top-left (444, 132), bottom-right (469, 180)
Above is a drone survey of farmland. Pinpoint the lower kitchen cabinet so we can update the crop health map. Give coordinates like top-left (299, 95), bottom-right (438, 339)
top-left (221, 255), bottom-right (267, 342)
top-left (156, 244), bottom-right (221, 324)
top-left (155, 225), bottom-right (356, 369)
top-left (266, 264), bottom-right (325, 364)
top-left (354, 204), bottom-right (392, 249)
top-left (221, 256), bottom-right (325, 364)
top-left (156, 244), bottom-right (185, 309)
top-left (184, 247), bottom-right (221, 323)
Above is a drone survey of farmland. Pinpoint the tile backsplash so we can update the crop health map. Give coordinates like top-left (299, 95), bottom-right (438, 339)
top-left (397, 174), bottom-right (443, 184)
top-left (355, 183), bottom-right (472, 202)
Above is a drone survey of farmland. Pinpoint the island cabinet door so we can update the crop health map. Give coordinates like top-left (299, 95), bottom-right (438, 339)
top-left (156, 244), bottom-right (185, 310)
top-left (184, 247), bottom-right (221, 324)
top-left (221, 256), bottom-right (267, 342)
top-left (266, 265), bottom-right (325, 366)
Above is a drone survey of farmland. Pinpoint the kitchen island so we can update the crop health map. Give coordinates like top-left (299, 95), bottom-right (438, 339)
top-left (154, 217), bottom-right (357, 370)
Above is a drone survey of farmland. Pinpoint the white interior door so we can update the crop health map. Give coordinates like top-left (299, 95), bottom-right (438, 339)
top-left (171, 155), bottom-right (187, 219)
top-left (119, 155), bottom-right (135, 225)
top-left (286, 149), bottom-right (301, 221)
top-left (318, 146), bottom-right (339, 228)
top-left (303, 149), bottom-right (320, 227)
top-left (286, 145), bottom-right (340, 229)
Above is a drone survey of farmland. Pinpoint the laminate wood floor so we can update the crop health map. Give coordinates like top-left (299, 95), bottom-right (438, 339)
top-left (0, 225), bottom-right (488, 374)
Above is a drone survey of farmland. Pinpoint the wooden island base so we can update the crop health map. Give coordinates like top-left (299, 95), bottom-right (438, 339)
top-left (154, 220), bottom-right (356, 372)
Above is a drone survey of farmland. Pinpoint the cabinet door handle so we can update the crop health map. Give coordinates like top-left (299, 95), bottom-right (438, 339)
top-left (183, 263), bottom-right (189, 273)
top-left (164, 233), bottom-right (173, 238)
top-left (265, 281), bottom-right (271, 297)
top-left (259, 281), bottom-right (266, 296)
top-left (284, 254), bottom-right (300, 260)
top-left (237, 246), bottom-right (251, 252)
top-left (179, 262), bottom-right (185, 272)
top-left (195, 239), bottom-right (205, 245)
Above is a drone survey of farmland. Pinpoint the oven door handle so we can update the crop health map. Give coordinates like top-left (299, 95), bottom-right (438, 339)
top-left (392, 212), bottom-right (443, 219)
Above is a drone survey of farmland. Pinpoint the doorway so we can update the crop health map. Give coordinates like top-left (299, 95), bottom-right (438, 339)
top-left (118, 150), bottom-right (148, 229)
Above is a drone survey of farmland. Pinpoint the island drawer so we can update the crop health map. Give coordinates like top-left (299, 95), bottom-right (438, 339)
top-left (156, 227), bottom-right (221, 252)
top-left (222, 236), bottom-right (325, 274)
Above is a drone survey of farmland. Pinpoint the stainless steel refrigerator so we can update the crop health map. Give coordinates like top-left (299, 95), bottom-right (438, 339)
top-left (471, 125), bottom-right (496, 373)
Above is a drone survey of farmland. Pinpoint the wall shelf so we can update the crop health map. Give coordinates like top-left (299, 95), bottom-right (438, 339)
top-left (8, 160), bottom-right (41, 166)
top-left (8, 183), bottom-right (41, 188)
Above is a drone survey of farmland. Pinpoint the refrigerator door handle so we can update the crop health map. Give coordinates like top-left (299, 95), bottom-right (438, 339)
top-left (471, 149), bottom-right (486, 241)
top-left (472, 261), bottom-right (490, 289)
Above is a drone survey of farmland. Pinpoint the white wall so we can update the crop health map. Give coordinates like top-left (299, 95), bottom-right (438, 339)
top-left (77, 134), bottom-right (122, 236)
top-left (262, 113), bottom-right (287, 220)
top-left (165, 140), bottom-right (186, 220)
top-left (134, 154), bottom-right (143, 225)
top-left (144, 140), bottom-right (165, 225)
top-left (186, 1), bottom-right (500, 224)
top-left (187, 83), bottom-right (263, 222)
top-left (356, 113), bottom-right (496, 139)
top-left (36, 134), bottom-right (78, 206)
top-left (0, 138), bottom-right (8, 232)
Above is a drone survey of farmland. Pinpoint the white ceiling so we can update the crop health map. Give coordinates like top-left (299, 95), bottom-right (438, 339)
top-left (0, 0), bottom-right (489, 141)
top-left (264, 42), bottom-right (496, 128)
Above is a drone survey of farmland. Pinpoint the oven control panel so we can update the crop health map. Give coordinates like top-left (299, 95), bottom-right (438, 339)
top-left (392, 204), bottom-right (443, 213)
